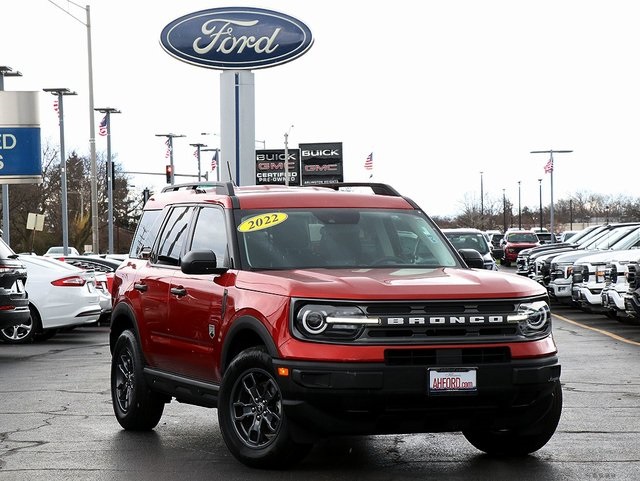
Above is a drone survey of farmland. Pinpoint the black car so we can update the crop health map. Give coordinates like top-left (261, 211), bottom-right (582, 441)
top-left (0, 237), bottom-right (30, 332)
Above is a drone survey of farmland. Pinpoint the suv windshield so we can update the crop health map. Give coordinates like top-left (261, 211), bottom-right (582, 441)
top-left (506, 232), bottom-right (538, 243)
top-left (445, 232), bottom-right (490, 255)
top-left (236, 209), bottom-right (459, 269)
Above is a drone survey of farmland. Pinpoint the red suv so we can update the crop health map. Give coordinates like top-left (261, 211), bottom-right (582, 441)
top-left (109, 182), bottom-right (561, 468)
top-left (501, 230), bottom-right (540, 266)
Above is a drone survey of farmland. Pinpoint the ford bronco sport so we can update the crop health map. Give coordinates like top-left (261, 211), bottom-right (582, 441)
top-left (109, 182), bottom-right (562, 468)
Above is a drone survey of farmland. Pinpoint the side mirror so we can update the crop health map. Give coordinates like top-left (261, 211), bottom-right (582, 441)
top-left (457, 248), bottom-right (485, 269)
top-left (181, 249), bottom-right (229, 275)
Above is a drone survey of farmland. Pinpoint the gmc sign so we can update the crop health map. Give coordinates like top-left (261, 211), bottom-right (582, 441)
top-left (299, 142), bottom-right (343, 185)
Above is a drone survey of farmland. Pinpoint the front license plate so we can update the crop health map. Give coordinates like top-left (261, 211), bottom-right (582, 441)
top-left (429, 368), bottom-right (477, 394)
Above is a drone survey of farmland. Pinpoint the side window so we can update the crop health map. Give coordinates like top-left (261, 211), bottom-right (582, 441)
top-left (155, 206), bottom-right (194, 265)
top-left (129, 210), bottom-right (162, 258)
top-left (190, 207), bottom-right (228, 265)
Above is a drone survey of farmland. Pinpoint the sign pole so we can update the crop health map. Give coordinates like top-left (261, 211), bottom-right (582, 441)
top-left (0, 66), bottom-right (23, 245)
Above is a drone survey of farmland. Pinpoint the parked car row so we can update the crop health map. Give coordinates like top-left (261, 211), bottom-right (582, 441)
top-left (0, 243), bottom-right (122, 344)
top-left (515, 222), bottom-right (640, 323)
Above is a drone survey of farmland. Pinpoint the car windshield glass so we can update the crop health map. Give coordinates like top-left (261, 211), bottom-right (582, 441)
top-left (507, 233), bottom-right (538, 243)
top-left (445, 233), bottom-right (490, 255)
top-left (236, 209), bottom-right (459, 269)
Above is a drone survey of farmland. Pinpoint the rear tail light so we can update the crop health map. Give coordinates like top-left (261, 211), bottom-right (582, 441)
top-left (51, 275), bottom-right (87, 287)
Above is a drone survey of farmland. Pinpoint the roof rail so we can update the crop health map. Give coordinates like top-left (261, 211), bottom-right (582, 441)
top-left (321, 182), bottom-right (402, 197)
top-left (161, 182), bottom-right (235, 196)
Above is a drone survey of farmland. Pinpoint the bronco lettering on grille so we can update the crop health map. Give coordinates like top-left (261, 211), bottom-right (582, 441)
top-left (382, 316), bottom-right (505, 326)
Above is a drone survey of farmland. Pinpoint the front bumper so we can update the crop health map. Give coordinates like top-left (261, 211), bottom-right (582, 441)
top-left (273, 352), bottom-right (561, 438)
top-left (572, 285), bottom-right (604, 308)
top-left (548, 279), bottom-right (572, 299)
top-left (624, 293), bottom-right (640, 318)
top-left (601, 287), bottom-right (627, 311)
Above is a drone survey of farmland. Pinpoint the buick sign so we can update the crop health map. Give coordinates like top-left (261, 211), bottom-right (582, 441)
top-left (160, 7), bottom-right (314, 70)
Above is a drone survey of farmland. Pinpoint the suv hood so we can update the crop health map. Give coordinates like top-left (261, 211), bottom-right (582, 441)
top-left (235, 267), bottom-right (545, 300)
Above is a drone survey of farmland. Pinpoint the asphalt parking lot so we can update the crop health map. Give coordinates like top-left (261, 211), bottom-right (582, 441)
top-left (1, 308), bottom-right (639, 481)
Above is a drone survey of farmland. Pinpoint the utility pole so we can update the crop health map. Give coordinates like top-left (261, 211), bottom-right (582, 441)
top-left (0, 65), bottom-right (22, 246)
top-left (531, 149), bottom-right (572, 242)
top-left (95, 107), bottom-right (120, 254)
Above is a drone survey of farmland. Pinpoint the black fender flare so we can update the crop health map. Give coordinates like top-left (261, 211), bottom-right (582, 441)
top-left (109, 302), bottom-right (142, 354)
top-left (220, 315), bottom-right (279, 373)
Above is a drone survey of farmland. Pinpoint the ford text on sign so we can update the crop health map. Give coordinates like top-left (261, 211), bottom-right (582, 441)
top-left (160, 7), bottom-right (314, 70)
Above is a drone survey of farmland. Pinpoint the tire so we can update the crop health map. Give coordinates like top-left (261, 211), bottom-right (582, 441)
top-left (463, 381), bottom-right (562, 456)
top-left (0, 305), bottom-right (40, 344)
top-left (111, 329), bottom-right (165, 430)
top-left (218, 348), bottom-right (312, 468)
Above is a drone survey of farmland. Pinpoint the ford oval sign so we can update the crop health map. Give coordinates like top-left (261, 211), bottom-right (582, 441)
top-left (160, 7), bottom-right (314, 70)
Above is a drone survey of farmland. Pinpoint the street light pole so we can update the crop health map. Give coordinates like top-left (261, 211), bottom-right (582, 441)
top-left (189, 143), bottom-right (207, 181)
top-left (518, 180), bottom-right (522, 229)
top-left (0, 65), bottom-right (22, 246)
top-left (156, 133), bottom-right (185, 185)
top-left (480, 171), bottom-right (484, 217)
top-left (531, 149), bottom-right (573, 243)
top-left (538, 178), bottom-right (543, 231)
top-left (502, 189), bottom-right (507, 232)
top-left (46, 0), bottom-right (100, 254)
top-left (44, 88), bottom-right (77, 256)
top-left (95, 107), bottom-right (120, 254)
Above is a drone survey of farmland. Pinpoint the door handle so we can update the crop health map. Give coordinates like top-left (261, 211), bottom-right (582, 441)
top-left (133, 283), bottom-right (148, 292)
top-left (170, 286), bottom-right (187, 297)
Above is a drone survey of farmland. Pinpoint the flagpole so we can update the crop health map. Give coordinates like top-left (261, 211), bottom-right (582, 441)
top-left (95, 107), bottom-right (120, 253)
top-left (530, 149), bottom-right (572, 241)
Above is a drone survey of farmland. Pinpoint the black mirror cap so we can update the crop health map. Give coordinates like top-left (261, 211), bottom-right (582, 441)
top-left (181, 250), bottom-right (229, 275)
top-left (457, 248), bottom-right (485, 269)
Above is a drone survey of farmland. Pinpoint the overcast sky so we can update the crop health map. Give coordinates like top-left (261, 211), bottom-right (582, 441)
top-left (2, 0), bottom-right (639, 217)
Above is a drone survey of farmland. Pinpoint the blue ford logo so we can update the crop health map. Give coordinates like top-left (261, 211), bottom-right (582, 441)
top-left (160, 7), bottom-right (314, 70)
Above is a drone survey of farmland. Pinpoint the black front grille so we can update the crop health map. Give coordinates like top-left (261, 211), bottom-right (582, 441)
top-left (385, 347), bottom-right (511, 366)
top-left (359, 300), bottom-right (523, 342)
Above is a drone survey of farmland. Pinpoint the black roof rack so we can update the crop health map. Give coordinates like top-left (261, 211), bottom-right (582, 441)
top-left (320, 182), bottom-right (402, 197)
top-left (161, 182), bottom-right (235, 196)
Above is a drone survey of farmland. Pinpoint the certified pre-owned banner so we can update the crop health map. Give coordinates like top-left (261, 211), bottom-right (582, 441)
top-left (255, 149), bottom-right (300, 185)
top-left (299, 142), bottom-right (343, 185)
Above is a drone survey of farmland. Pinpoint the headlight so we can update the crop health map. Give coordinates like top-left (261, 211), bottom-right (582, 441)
top-left (507, 300), bottom-right (551, 337)
top-left (594, 264), bottom-right (607, 283)
top-left (294, 304), bottom-right (378, 340)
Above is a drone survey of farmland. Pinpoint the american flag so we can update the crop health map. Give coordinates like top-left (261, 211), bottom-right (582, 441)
top-left (164, 138), bottom-right (171, 159)
top-left (211, 150), bottom-right (218, 171)
top-left (544, 157), bottom-right (553, 174)
top-left (364, 152), bottom-right (373, 170)
top-left (98, 115), bottom-right (108, 136)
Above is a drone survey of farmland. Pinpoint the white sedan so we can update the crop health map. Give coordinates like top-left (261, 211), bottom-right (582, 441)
top-left (0, 256), bottom-right (102, 344)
